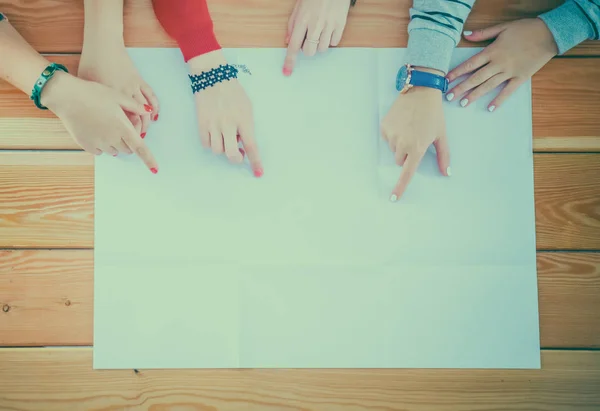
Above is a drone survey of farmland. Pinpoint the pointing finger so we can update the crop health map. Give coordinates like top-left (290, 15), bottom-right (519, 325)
top-left (390, 150), bottom-right (425, 202)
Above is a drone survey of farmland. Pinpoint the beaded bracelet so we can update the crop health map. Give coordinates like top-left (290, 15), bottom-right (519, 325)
top-left (30, 63), bottom-right (69, 110)
top-left (188, 64), bottom-right (238, 94)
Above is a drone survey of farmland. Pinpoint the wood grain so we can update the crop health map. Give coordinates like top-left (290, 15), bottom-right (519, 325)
top-left (0, 250), bottom-right (92, 346)
top-left (1, 250), bottom-right (599, 348)
top-left (532, 60), bottom-right (600, 148)
top-left (1, 152), bottom-right (599, 249)
top-left (0, 152), bottom-right (93, 248)
top-left (536, 252), bottom-right (600, 348)
top-left (534, 155), bottom-right (600, 250)
top-left (3, 0), bottom-right (599, 55)
top-left (0, 348), bottom-right (599, 411)
top-left (2, 58), bottom-right (599, 151)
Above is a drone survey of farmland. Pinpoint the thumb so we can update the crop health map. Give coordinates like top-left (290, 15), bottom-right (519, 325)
top-left (464, 24), bottom-right (505, 42)
top-left (116, 91), bottom-right (154, 116)
top-left (433, 137), bottom-right (451, 177)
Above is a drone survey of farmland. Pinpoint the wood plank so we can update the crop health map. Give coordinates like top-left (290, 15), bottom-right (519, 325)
top-left (0, 152), bottom-right (93, 248)
top-left (532, 60), bottom-right (600, 147)
top-left (3, 0), bottom-right (600, 55)
top-left (1, 58), bottom-right (599, 151)
top-left (533, 154), bottom-right (600, 250)
top-left (0, 349), bottom-right (598, 411)
top-left (1, 250), bottom-right (599, 348)
top-left (1, 152), bottom-right (599, 249)
top-left (0, 250), bottom-right (92, 346)
top-left (536, 252), bottom-right (600, 348)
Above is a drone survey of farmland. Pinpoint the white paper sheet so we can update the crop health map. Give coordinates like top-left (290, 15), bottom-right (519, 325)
top-left (94, 48), bottom-right (540, 369)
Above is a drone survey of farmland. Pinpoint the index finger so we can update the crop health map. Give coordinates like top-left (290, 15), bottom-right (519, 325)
top-left (390, 151), bottom-right (424, 202)
top-left (283, 22), bottom-right (307, 76)
top-left (238, 121), bottom-right (263, 178)
top-left (122, 121), bottom-right (159, 174)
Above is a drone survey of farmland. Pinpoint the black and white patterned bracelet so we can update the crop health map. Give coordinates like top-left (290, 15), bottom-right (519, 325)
top-left (189, 64), bottom-right (239, 93)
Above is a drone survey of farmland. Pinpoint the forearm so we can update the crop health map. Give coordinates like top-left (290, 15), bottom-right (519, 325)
top-left (539, 0), bottom-right (600, 54)
top-left (0, 18), bottom-right (51, 95)
top-left (405, 0), bottom-right (476, 74)
top-left (83, 0), bottom-right (124, 47)
top-left (152, 0), bottom-right (220, 62)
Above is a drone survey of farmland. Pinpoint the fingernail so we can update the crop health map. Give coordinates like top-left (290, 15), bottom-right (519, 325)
top-left (237, 135), bottom-right (241, 143)
top-left (285, 34), bottom-right (290, 44)
top-left (390, 194), bottom-right (398, 202)
top-left (112, 154), bottom-right (117, 157)
top-left (446, 92), bottom-right (455, 102)
top-left (144, 104), bottom-right (153, 113)
top-left (446, 166), bottom-right (452, 177)
top-left (488, 105), bottom-right (496, 112)
top-left (150, 167), bottom-right (158, 174)
top-left (153, 114), bottom-right (159, 121)
top-left (460, 98), bottom-right (469, 107)
top-left (283, 67), bottom-right (292, 76)
top-left (254, 168), bottom-right (264, 178)
top-left (463, 30), bottom-right (473, 36)
top-left (141, 132), bottom-right (146, 139)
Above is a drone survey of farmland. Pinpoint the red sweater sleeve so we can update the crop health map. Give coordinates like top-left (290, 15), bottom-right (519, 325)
top-left (152, 0), bottom-right (221, 62)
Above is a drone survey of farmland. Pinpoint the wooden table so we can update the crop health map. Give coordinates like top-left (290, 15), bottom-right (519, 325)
top-left (1, 1), bottom-right (599, 410)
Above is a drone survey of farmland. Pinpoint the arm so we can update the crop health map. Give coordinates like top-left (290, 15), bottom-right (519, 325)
top-left (0, 12), bottom-right (158, 171)
top-left (83, 0), bottom-right (124, 50)
top-left (151, 0), bottom-right (220, 63)
top-left (539, 0), bottom-right (600, 54)
top-left (405, 0), bottom-right (476, 74)
top-left (151, 0), bottom-right (263, 177)
top-left (80, 0), bottom-right (159, 133)
top-left (0, 14), bottom-right (57, 99)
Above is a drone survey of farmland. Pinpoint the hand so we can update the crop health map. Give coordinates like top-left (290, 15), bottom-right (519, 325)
top-left (79, 40), bottom-right (159, 138)
top-left (446, 18), bottom-right (558, 111)
top-left (381, 83), bottom-right (450, 201)
top-left (42, 72), bottom-right (159, 173)
top-left (283, 0), bottom-right (352, 75)
top-left (189, 52), bottom-right (263, 177)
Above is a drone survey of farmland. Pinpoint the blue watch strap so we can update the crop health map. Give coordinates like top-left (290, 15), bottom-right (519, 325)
top-left (410, 70), bottom-right (448, 93)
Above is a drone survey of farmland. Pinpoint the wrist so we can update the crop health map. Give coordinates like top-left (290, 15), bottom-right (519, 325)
top-left (413, 66), bottom-right (445, 76)
top-left (405, 86), bottom-right (442, 96)
top-left (533, 18), bottom-right (559, 57)
top-left (188, 50), bottom-right (228, 74)
top-left (39, 71), bottom-right (74, 113)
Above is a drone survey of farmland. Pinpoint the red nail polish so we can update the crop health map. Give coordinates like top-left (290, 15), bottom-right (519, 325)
top-left (283, 67), bottom-right (292, 77)
top-left (144, 104), bottom-right (153, 113)
top-left (237, 135), bottom-right (241, 143)
top-left (112, 154), bottom-right (117, 157)
top-left (254, 168), bottom-right (263, 178)
top-left (150, 167), bottom-right (158, 174)
top-left (153, 114), bottom-right (159, 121)
top-left (141, 132), bottom-right (146, 139)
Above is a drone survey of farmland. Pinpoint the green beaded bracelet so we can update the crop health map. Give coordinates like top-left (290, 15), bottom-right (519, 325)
top-left (30, 63), bottom-right (69, 110)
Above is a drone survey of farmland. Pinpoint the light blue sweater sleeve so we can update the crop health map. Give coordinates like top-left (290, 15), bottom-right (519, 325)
top-left (405, 0), bottom-right (476, 74)
top-left (539, 0), bottom-right (600, 54)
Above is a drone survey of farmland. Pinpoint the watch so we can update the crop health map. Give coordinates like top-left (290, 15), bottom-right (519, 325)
top-left (396, 64), bottom-right (448, 94)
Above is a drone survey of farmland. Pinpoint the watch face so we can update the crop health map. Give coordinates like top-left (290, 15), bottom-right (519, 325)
top-left (396, 65), bottom-right (409, 92)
